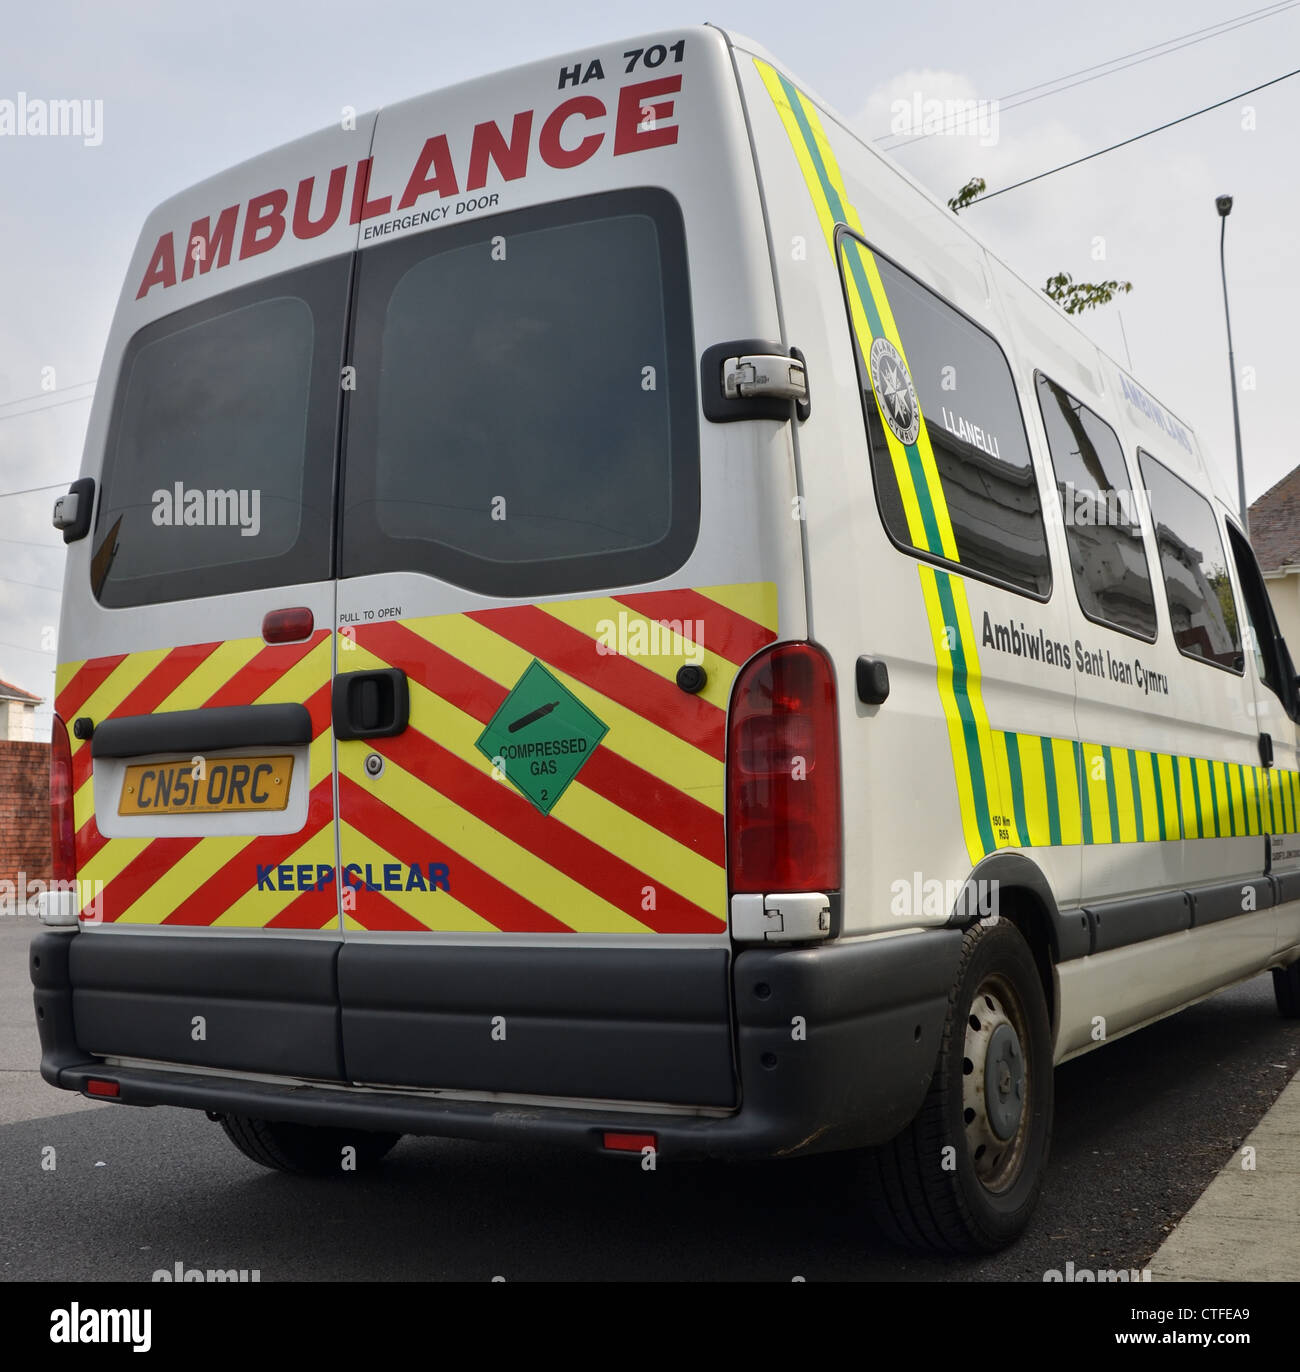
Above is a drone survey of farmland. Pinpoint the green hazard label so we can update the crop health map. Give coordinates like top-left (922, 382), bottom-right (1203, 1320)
top-left (475, 659), bottom-right (608, 815)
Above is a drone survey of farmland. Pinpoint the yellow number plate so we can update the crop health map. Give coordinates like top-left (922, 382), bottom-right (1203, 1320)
top-left (118, 755), bottom-right (293, 816)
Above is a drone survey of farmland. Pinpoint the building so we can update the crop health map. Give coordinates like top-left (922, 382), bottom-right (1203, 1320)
top-left (0, 677), bottom-right (49, 884)
top-left (0, 677), bottom-right (41, 741)
top-left (1250, 466), bottom-right (1300, 654)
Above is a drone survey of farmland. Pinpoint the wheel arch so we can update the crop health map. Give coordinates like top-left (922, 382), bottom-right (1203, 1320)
top-left (947, 853), bottom-right (1069, 1039)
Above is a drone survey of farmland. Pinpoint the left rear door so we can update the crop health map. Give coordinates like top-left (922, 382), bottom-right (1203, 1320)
top-left (56, 123), bottom-right (371, 1078)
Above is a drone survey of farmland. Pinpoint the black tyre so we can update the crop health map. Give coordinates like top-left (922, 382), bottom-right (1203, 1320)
top-left (864, 917), bottom-right (1054, 1253)
top-left (218, 1114), bottom-right (401, 1175)
top-left (1273, 961), bottom-right (1300, 1019)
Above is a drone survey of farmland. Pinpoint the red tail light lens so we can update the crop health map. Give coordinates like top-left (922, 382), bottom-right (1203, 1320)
top-left (50, 714), bottom-right (76, 883)
top-left (727, 643), bottom-right (841, 893)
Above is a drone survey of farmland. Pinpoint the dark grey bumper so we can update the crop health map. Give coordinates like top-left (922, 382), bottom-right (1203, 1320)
top-left (31, 927), bottom-right (960, 1159)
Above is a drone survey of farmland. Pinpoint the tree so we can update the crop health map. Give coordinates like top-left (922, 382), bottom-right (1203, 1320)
top-left (948, 176), bottom-right (1133, 315)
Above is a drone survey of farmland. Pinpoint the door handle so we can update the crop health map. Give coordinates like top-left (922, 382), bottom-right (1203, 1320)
top-left (333, 669), bottom-right (409, 740)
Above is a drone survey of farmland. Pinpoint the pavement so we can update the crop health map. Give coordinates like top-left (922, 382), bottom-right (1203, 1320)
top-left (1151, 1066), bottom-right (1300, 1282)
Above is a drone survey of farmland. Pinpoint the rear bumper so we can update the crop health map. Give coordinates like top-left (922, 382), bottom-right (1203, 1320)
top-left (31, 927), bottom-right (960, 1159)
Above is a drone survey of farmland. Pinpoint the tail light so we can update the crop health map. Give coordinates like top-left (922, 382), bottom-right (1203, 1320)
top-left (50, 713), bottom-right (76, 883)
top-left (727, 642), bottom-right (841, 893)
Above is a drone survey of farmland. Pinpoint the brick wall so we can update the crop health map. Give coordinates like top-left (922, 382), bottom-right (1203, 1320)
top-left (0, 741), bottom-right (50, 884)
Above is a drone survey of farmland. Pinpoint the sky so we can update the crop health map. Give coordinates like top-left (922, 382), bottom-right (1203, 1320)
top-left (2, 0), bottom-right (1298, 733)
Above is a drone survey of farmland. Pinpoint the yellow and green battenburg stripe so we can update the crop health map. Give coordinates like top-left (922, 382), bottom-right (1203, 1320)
top-left (755, 58), bottom-right (1300, 859)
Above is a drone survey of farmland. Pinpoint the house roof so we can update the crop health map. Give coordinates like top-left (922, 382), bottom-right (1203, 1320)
top-left (1249, 464), bottom-right (1300, 572)
top-left (0, 676), bottom-right (43, 704)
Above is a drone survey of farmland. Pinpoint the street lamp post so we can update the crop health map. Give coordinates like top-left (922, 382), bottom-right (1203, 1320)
top-left (1217, 194), bottom-right (1248, 535)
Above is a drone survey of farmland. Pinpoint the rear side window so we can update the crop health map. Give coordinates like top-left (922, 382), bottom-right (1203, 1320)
top-left (837, 233), bottom-right (1051, 598)
top-left (92, 257), bottom-right (349, 607)
top-left (1034, 374), bottom-right (1157, 640)
top-left (1140, 451), bottom-right (1242, 672)
top-left (342, 188), bottom-right (698, 596)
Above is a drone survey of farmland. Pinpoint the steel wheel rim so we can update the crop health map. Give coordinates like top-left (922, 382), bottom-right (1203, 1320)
top-left (961, 974), bottom-right (1031, 1194)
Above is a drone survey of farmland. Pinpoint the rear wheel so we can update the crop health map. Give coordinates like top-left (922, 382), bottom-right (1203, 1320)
top-left (217, 1114), bottom-right (401, 1175)
top-left (1273, 961), bottom-right (1300, 1018)
top-left (864, 918), bottom-right (1054, 1253)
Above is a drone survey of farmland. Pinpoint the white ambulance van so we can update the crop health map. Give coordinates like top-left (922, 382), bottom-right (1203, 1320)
top-left (32, 25), bottom-right (1300, 1253)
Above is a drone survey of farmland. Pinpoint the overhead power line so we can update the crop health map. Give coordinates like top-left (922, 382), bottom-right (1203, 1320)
top-left (0, 380), bottom-right (95, 411)
top-left (879, 0), bottom-right (1299, 149)
top-left (0, 481), bottom-right (74, 500)
top-left (966, 66), bottom-right (1300, 205)
top-left (0, 391), bottom-right (95, 422)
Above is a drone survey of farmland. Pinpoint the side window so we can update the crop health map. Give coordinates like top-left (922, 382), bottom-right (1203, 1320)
top-left (837, 233), bottom-right (1051, 598)
top-left (1226, 521), bottom-right (1298, 716)
top-left (1140, 451), bottom-right (1243, 672)
top-left (1034, 374), bottom-right (1157, 640)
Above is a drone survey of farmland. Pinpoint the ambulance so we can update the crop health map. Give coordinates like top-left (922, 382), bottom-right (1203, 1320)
top-left (31, 24), bottom-right (1300, 1254)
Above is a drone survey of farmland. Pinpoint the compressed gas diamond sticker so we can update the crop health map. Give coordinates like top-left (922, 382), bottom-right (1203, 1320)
top-left (475, 659), bottom-right (608, 815)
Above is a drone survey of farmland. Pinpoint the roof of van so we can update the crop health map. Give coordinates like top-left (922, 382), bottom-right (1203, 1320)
top-left (720, 28), bottom-right (1239, 518)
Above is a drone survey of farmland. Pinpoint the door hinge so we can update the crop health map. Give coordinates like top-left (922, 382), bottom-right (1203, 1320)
top-left (701, 339), bottom-right (810, 423)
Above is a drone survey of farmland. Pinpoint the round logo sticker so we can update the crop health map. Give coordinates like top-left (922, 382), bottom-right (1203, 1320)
top-left (868, 336), bottom-right (920, 446)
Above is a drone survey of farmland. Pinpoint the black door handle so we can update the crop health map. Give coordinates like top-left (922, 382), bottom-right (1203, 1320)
top-left (333, 669), bottom-right (409, 740)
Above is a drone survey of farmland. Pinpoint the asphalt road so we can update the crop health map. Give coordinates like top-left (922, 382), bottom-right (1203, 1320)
top-left (3, 918), bottom-right (1298, 1282)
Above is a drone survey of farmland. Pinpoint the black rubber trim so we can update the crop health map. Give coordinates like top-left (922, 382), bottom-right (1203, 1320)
top-left (91, 703), bottom-right (312, 758)
top-left (338, 944), bottom-right (735, 1108)
top-left (66, 932), bottom-right (343, 1080)
top-left (1274, 870), bottom-right (1300, 906)
top-left (1085, 889), bottom-right (1191, 954)
top-left (950, 852), bottom-right (1091, 962)
top-left (1190, 876), bottom-right (1273, 928)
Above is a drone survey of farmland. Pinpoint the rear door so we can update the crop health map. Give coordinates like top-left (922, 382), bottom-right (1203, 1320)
top-left (57, 122), bottom-right (372, 1079)
top-left (328, 31), bottom-right (800, 1104)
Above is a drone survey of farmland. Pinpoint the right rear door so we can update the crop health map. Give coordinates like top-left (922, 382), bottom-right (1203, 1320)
top-left (326, 30), bottom-right (803, 1105)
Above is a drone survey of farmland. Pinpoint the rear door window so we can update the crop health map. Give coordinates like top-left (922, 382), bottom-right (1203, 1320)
top-left (1140, 451), bottom-right (1242, 672)
top-left (341, 188), bottom-right (699, 597)
top-left (92, 257), bottom-right (349, 607)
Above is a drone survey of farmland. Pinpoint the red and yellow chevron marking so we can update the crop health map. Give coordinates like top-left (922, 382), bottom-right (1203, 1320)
top-left (337, 582), bottom-right (778, 935)
top-left (55, 629), bottom-right (337, 930)
top-left (53, 582), bottom-right (778, 935)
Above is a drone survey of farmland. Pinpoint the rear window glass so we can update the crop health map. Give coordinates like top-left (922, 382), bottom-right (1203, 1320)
top-left (92, 257), bottom-right (348, 607)
top-left (341, 188), bottom-right (699, 596)
top-left (837, 233), bottom-right (1052, 599)
top-left (1140, 451), bottom-right (1242, 671)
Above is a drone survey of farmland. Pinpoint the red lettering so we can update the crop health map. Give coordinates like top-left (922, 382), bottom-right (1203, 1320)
top-left (239, 189), bottom-right (288, 259)
top-left (181, 205), bottom-right (238, 281)
top-left (539, 96), bottom-right (605, 169)
top-left (135, 232), bottom-right (177, 299)
top-left (396, 138), bottom-right (459, 209)
top-left (293, 165), bottom-right (347, 239)
top-left (350, 157), bottom-right (393, 222)
top-left (466, 111), bottom-right (533, 191)
top-left (614, 76), bottom-right (681, 156)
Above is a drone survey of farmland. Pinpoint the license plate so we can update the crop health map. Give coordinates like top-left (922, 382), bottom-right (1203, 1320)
top-left (118, 755), bottom-right (293, 816)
